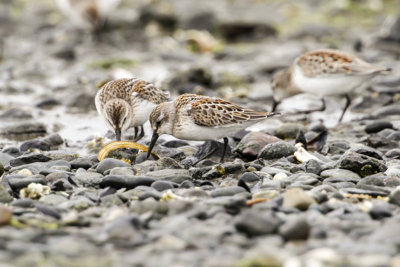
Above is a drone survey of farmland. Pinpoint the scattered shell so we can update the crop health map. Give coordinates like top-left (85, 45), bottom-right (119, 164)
top-left (246, 198), bottom-right (269, 206)
top-left (294, 143), bottom-right (322, 163)
top-left (20, 183), bottom-right (51, 199)
top-left (16, 168), bottom-right (33, 176)
top-left (97, 141), bottom-right (160, 162)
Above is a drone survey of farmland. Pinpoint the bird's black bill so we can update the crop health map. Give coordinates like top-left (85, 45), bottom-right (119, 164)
top-left (271, 99), bottom-right (279, 112)
top-left (115, 129), bottom-right (121, 141)
top-left (147, 132), bottom-right (159, 158)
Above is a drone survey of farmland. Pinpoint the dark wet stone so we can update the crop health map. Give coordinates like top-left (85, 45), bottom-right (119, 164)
top-left (46, 172), bottom-right (69, 183)
top-left (357, 175), bottom-right (385, 186)
top-left (239, 172), bottom-right (260, 183)
top-left (182, 11), bottom-right (217, 31)
top-left (274, 123), bottom-right (306, 140)
top-left (42, 134), bottom-right (64, 146)
top-left (10, 153), bottom-right (51, 167)
top-left (162, 140), bottom-right (190, 148)
top-left (369, 202), bottom-right (392, 220)
top-left (96, 158), bottom-right (131, 174)
top-left (11, 198), bottom-right (35, 208)
top-left (151, 181), bottom-right (176, 192)
top-left (210, 186), bottom-right (246, 198)
top-left (324, 141), bottom-right (350, 155)
top-left (53, 46), bottom-right (75, 61)
top-left (67, 92), bottom-right (96, 111)
top-left (139, 4), bottom-right (177, 31)
top-left (385, 176), bottom-right (400, 187)
top-left (0, 152), bottom-right (14, 167)
top-left (194, 140), bottom-right (232, 161)
top-left (218, 21), bottom-right (277, 42)
top-left (387, 131), bottom-right (400, 141)
top-left (1, 122), bottom-right (46, 136)
top-left (36, 98), bottom-right (61, 109)
top-left (1, 147), bottom-right (21, 158)
top-left (305, 159), bottom-right (322, 175)
top-left (385, 149), bottom-right (400, 159)
top-left (323, 176), bottom-right (360, 184)
top-left (70, 158), bottom-right (93, 169)
top-left (51, 179), bottom-right (73, 191)
top-left (0, 185), bottom-right (13, 203)
top-left (389, 187), bottom-right (400, 206)
top-left (235, 132), bottom-right (281, 159)
top-left (47, 160), bottom-right (71, 169)
top-left (258, 141), bottom-right (296, 160)
top-left (373, 104), bottom-right (400, 117)
top-left (279, 216), bottom-right (310, 240)
top-left (350, 146), bottom-right (383, 160)
top-left (35, 203), bottom-right (61, 220)
top-left (100, 175), bottom-right (156, 190)
top-left (235, 210), bottom-right (280, 237)
top-left (338, 151), bottom-right (386, 177)
top-left (365, 121), bottom-right (393, 134)
top-left (0, 108), bottom-right (33, 120)
top-left (202, 166), bottom-right (225, 180)
top-left (6, 174), bottom-right (47, 191)
top-left (20, 140), bottom-right (50, 152)
top-left (179, 180), bottom-right (194, 188)
top-left (138, 191), bottom-right (162, 201)
top-left (367, 135), bottom-right (397, 149)
top-left (153, 147), bottom-right (185, 161)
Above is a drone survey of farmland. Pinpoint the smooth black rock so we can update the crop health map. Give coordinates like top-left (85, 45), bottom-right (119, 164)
top-left (10, 153), bottom-right (51, 167)
top-left (99, 175), bottom-right (127, 189)
top-left (194, 140), bottom-right (232, 161)
top-left (369, 203), bottom-right (392, 220)
top-left (35, 203), bottom-right (61, 220)
top-left (341, 187), bottom-right (389, 197)
top-left (96, 158), bottom-right (131, 174)
top-left (258, 141), bottom-right (296, 160)
top-left (240, 172), bottom-right (260, 183)
top-left (305, 159), bottom-right (322, 175)
top-left (338, 151), bottom-right (386, 177)
top-left (138, 191), bottom-right (162, 201)
top-left (218, 21), bottom-right (277, 42)
top-left (389, 187), bottom-right (400, 206)
top-left (11, 198), bottom-right (35, 208)
top-left (151, 181), bottom-right (176, 192)
top-left (179, 180), bottom-right (194, 188)
top-left (35, 98), bottom-right (61, 109)
top-left (235, 210), bottom-right (280, 237)
top-left (6, 175), bottom-right (47, 191)
top-left (350, 146), bottom-right (383, 160)
top-left (385, 149), bottom-right (400, 159)
top-left (210, 186), bottom-right (246, 198)
top-left (365, 121), bottom-right (393, 134)
top-left (0, 108), bottom-right (32, 120)
top-left (70, 158), bottom-right (93, 170)
top-left (42, 134), bottom-right (64, 146)
top-left (161, 140), bottom-right (190, 148)
top-left (20, 140), bottom-right (51, 152)
top-left (51, 179), bottom-right (73, 191)
top-left (357, 175), bottom-right (385, 186)
top-left (1, 122), bottom-right (46, 136)
top-left (279, 216), bottom-right (310, 240)
top-left (2, 147), bottom-right (21, 157)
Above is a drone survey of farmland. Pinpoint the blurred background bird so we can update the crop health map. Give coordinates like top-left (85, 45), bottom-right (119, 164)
top-left (56, 0), bottom-right (121, 32)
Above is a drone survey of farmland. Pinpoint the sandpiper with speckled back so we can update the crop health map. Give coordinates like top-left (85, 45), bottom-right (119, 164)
top-left (95, 78), bottom-right (170, 141)
top-left (271, 49), bottom-right (391, 122)
top-left (56, 0), bottom-right (121, 31)
top-left (146, 94), bottom-right (278, 162)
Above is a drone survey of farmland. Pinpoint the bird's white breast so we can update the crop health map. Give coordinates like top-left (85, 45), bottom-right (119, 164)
top-left (292, 65), bottom-right (374, 96)
top-left (130, 99), bottom-right (157, 127)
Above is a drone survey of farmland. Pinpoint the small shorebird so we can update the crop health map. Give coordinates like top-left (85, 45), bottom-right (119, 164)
top-left (271, 49), bottom-right (391, 122)
top-left (95, 78), bottom-right (169, 141)
top-left (146, 94), bottom-right (278, 162)
top-left (56, 0), bottom-right (121, 31)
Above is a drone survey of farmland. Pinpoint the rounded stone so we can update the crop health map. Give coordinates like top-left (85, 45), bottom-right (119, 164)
top-left (258, 141), bottom-right (296, 160)
top-left (151, 181), bottom-right (176, 192)
top-left (365, 121), bottom-right (393, 134)
top-left (96, 158), bottom-right (131, 174)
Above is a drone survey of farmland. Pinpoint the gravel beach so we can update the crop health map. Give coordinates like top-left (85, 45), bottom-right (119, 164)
top-left (1, 0), bottom-right (400, 266)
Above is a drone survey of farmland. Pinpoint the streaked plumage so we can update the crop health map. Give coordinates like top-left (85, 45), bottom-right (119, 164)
top-left (271, 49), bottom-right (391, 122)
top-left (95, 78), bottom-right (169, 141)
top-left (147, 94), bottom-right (278, 162)
top-left (56, 0), bottom-right (121, 31)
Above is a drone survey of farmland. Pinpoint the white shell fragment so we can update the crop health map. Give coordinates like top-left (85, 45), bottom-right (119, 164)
top-left (294, 143), bottom-right (322, 163)
top-left (20, 183), bottom-right (51, 199)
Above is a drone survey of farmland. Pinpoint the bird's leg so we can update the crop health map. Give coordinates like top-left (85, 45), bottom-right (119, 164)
top-left (338, 94), bottom-right (351, 123)
top-left (220, 137), bottom-right (229, 163)
top-left (319, 98), bottom-right (326, 112)
top-left (137, 126), bottom-right (145, 141)
top-left (271, 99), bottom-right (279, 112)
top-left (133, 127), bottom-right (139, 140)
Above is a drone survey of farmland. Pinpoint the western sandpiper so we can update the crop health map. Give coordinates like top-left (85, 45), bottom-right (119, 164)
top-left (271, 49), bottom-right (391, 122)
top-left (56, 0), bottom-right (121, 31)
top-left (95, 78), bottom-right (169, 141)
top-left (146, 94), bottom-right (278, 162)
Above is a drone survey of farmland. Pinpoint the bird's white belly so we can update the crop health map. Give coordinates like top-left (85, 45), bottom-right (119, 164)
top-left (174, 122), bottom-right (245, 141)
top-left (131, 100), bottom-right (156, 127)
top-left (293, 66), bottom-right (373, 96)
